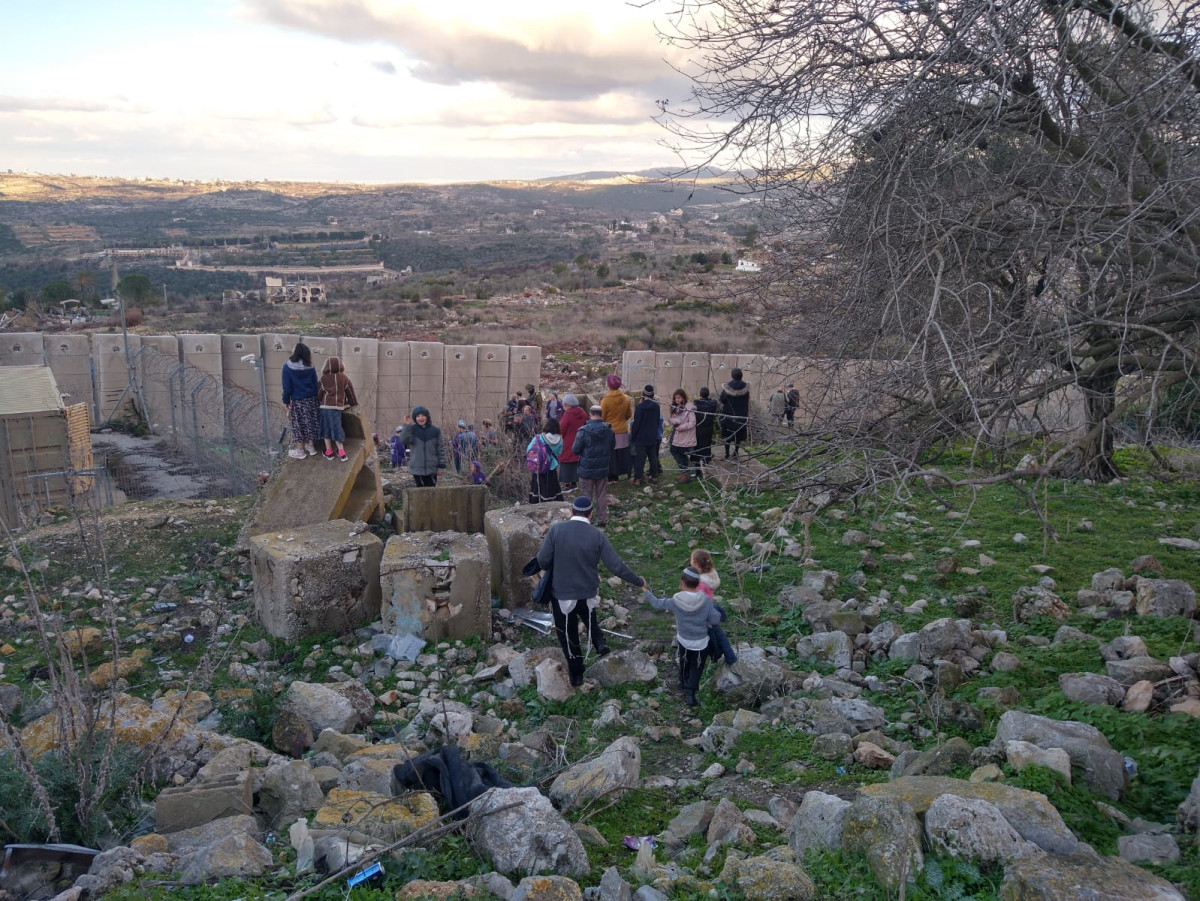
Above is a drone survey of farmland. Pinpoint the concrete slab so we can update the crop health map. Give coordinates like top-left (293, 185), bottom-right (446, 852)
top-left (399, 484), bottom-right (488, 534)
top-left (249, 519), bottom-right (383, 641)
top-left (484, 503), bottom-right (572, 607)
top-left (380, 531), bottom-right (491, 641)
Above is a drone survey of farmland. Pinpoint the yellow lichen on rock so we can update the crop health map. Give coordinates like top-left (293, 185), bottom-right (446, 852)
top-left (313, 788), bottom-right (439, 841)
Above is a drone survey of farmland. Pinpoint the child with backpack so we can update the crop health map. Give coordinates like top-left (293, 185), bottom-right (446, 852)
top-left (526, 418), bottom-right (563, 504)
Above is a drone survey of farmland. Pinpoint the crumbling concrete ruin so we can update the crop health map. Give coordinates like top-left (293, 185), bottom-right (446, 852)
top-left (249, 520), bottom-right (383, 641)
top-left (484, 502), bottom-right (571, 607)
top-left (380, 531), bottom-right (490, 642)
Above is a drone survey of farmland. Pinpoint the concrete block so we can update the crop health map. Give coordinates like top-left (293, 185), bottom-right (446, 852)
top-left (381, 531), bottom-right (491, 642)
top-left (400, 484), bottom-right (488, 534)
top-left (249, 519), bottom-right (383, 641)
top-left (484, 503), bottom-right (572, 607)
top-left (154, 771), bottom-right (253, 833)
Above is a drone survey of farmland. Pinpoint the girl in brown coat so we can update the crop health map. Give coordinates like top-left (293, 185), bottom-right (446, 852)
top-left (318, 356), bottom-right (358, 461)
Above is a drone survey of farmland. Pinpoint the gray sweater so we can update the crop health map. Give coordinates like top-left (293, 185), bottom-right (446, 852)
top-left (536, 518), bottom-right (642, 600)
top-left (644, 587), bottom-right (720, 650)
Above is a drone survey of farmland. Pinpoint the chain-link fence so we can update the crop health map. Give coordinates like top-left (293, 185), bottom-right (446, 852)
top-left (79, 346), bottom-right (292, 504)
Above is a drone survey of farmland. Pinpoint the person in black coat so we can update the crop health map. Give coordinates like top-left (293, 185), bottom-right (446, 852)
top-left (693, 386), bottom-right (719, 470)
top-left (719, 368), bottom-right (751, 459)
top-left (629, 385), bottom-right (663, 484)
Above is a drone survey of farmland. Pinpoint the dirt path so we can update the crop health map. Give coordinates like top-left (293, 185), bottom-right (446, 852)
top-left (91, 432), bottom-right (229, 501)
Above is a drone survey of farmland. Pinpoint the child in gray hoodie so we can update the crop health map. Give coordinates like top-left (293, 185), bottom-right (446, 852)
top-left (644, 567), bottom-right (722, 707)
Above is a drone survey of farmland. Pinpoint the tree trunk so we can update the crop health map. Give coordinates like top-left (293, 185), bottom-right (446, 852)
top-left (1068, 374), bottom-right (1122, 481)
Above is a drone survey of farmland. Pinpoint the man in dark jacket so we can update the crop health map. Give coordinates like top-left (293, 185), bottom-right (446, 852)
top-left (629, 384), bottom-right (663, 484)
top-left (537, 495), bottom-right (645, 685)
top-left (719, 368), bottom-right (751, 459)
top-left (693, 386), bottom-right (719, 471)
top-left (572, 404), bottom-right (615, 526)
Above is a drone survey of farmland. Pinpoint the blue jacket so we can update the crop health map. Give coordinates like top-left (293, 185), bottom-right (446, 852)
top-left (571, 418), bottom-right (614, 481)
top-left (282, 361), bottom-right (318, 404)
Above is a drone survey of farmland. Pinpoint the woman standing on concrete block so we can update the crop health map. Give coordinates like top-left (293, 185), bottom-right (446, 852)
top-left (283, 342), bottom-right (319, 460)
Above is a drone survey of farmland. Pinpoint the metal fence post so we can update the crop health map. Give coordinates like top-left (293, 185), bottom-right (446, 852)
top-left (255, 357), bottom-right (271, 471)
top-left (190, 377), bottom-right (203, 451)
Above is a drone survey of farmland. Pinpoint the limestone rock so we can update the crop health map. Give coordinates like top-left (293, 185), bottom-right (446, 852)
top-left (549, 737), bottom-right (640, 807)
top-left (713, 648), bottom-right (802, 707)
top-left (925, 795), bottom-right (1038, 863)
top-left (176, 831), bottom-right (273, 885)
top-left (313, 788), bottom-right (438, 841)
top-left (1012, 584), bottom-right (1071, 622)
top-left (586, 650), bottom-right (658, 687)
top-left (1122, 680), bottom-right (1155, 713)
top-left (1005, 741), bottom-right (1072, 784)
top-left (1000, 850), bottom-right (1184, 901)
top-left (719, 854), bottom-right (816, 901)
top-left (151, 690), bottom-right (215, 724)
top-left (467, 787), bottom-right (589, 878)
top-left (707, 797), bottom-right (757, 847)
top-left (662, 800), bottom-right (715, 848)
top-left (1179, 766), bottom-right (1200, 832)
top-left (858, 777), bottom-right (1078, 855)
top-left (259, 759), bottom-right (325, 830)
top-left (1106, 655), bottom-right (1173, 687)
top-left (1058, 673), bottom-right (1125, 706)
top-left (536, 658), bottom-right (574, 701)
top-left (916, 618), bottom-right (973, 664)
top-left (993, 711), bottom-right (1125, 800)
top-left (1135, 579), bottom-right (1196, 618)
top-left (271, 706), bottom-right (314, 757)
top-left (788, 790), bottom-right (851, 858)
top-left (397, 880), bottom-right (478, 901)
top-left (511, 875), bottom-right (583, 901)
top-left (794, 631), bottom-right (851, 670)
top-left (1118, 833), bottom-right (1180, 864)
top-left (842, 794), bottom-right (923, 889)
top-left (283, 681), bottom-right (370, 736)
top-left (854, 741), bottom-right (895, 769)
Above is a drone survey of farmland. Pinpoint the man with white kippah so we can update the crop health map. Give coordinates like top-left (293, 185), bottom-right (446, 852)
top-left (535, 495), bottom-right (646, 686)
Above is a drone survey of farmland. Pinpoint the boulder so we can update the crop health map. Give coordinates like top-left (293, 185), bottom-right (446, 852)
top-left (282, 681), bottom-right (371, 736)
top-left (467, 787), bottom-right (589, 878)
top-left (1105, 656), bottom-right (1173, 688)
top-left (548, 737), bottom-right (640, 808)
top-left (713, 649), bottom-right (803, 707)
top-left (1135, 579), bottom-right (1196, 618)
top-left (511, 875), bottom-right (583, 901)
top-left (1118, 833), bottom-right (1180, 865)
top-left (154, 771), bottom-right (253, 833)
top-left (1012, 584), bottom-right (1071, 621)
top-left (794, 632), bottom-right (852, 670)
top-left (854, 741), bottom-right (895, 769)
top-left (313, 788), bottom-right (439, 841)
top-left (259, 760), bottom-right (325, 830)
top-left (661, 800), bottom-right (715, 849)
top-left (999, 850), bottom-right (1184, 901)
top-left (842, 794), bottom-right (923, 889)
top-left (788, 791), bottom-right (850, 858)
top-left (1179, 766), bottom-right (1200, 832)
top-left (707, 797), bottom-right (756, 847)
top-left (924, 795), bottom-right (1038, 863)
top-left (176, 831), bottom-right (273, 885)
top-left (598, 867), bottom-right (631, 901)
top-left (719, 855), bottom-right (816, 901)
top-left (993, 711), bottom-right (1125, 799)
top-left (1005, 741), bottom-right (1072, 784)
top-left (585, 650), bottom-right (658, 687)
top-left (536, 658), bottom-right (574, 701)
top-left (1058, 673), bottom-right (1125, 706)
top-left (916, 618), bottom-right (973, 664)
top-left (858, 777), bottom-right (1079, 854)
top-left (1099, 634), bottom-right (1148, 661)
top-left (893, 737), bottom-right (972, 778)
top-left (1122, 680), bottom-right (1155, 713)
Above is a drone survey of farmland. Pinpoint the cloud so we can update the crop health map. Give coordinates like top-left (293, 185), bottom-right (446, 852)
top-left (353, 94), bottom-right (653, 130)
top-left (208, 104), bottom-right (338, 126)
top-left (238, 0), bottom-right (678, 101)
top-left (371, 60), bottom-right (396, 74)
top-left (0, 95), bottom-right (144, 114)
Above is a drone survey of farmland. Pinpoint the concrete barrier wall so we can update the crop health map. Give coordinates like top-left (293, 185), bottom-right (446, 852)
top-left (476, 344), bottom-right (509, 428)
top-left (44, 335), bottom-right (92, 415)
top-left (139, 335), bottom-right (180, 435)
top-left (339, 336), bottom-right (379, 432)
top-left (444, 345), bottom-right (478, 430)
top-left (409, 342), bottom-right (445, 425)
top-left (377, 341), bottom-right (411, 432)
top-left (508, 346), bottom-right (540, 402)
top-left (92, 333), bottom-right (142, 422)
top-left (262, 334), bottom-right (300, 406)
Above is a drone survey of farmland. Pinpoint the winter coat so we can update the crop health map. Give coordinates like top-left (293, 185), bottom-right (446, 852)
top-left (527, 432), bottom-right (563, 471)
top-left (282, 360), bottom-right (318, 405)
top-left (669, 403), bottom-right (697, 448)
top-left (558, 405), bottom-right (588, 463)
top-left (537, 517), bottom-right (641, 601)
top-left (644, 587), bottom-right (720, 651)
top-left (719, 379), bottom-right (751, 421)
top-left (400, 406), bottom-right (448, 476)
top-left (572, 418), bottom-right (615, 480)
top-left (694, 397), bottom-right (719, 446)
top-left (601, 389), bottom-right (633, 435)
top-left (318, 357), bottom-right (358, 410)
top-left (629, 398), bottom-right (662, 447)
top-left (768, 390), bottom-right (786, 417)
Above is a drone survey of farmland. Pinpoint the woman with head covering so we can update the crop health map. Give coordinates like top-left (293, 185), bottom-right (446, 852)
top-left (556, 393), bottom-right (587, 490)
top-left (600, 374), bottom-right (633, 482)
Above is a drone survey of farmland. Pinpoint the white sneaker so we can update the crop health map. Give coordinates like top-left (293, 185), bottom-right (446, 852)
top-left (305, 445), bottom-right (318, 456)
top-left (288, 448), bottom-right (306, 460)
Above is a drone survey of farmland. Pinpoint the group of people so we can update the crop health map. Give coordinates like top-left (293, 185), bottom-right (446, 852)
top-left (534, 495), bottom-right (736, 705)
top-left (282, 341), bottom-right (358, 463)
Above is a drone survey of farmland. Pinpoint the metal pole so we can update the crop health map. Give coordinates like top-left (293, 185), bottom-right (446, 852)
top-left (167, 365), bottom-right (184, 439)
top-left (255, 357), bottom-right (271, 471)
top-left (190, 378), bottom-right (203, 452)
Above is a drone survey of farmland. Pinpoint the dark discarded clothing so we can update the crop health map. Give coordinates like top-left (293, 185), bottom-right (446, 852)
top-left (392, 745), bottom-right (512, 817)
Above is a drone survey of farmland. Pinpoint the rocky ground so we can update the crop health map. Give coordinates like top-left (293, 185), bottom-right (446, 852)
top-left (1, 463), bottom-right (1199, 901)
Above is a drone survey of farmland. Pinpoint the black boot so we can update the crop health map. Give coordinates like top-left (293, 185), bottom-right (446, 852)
top-left (588, 609), bottom-right (610, 657)
top-left (567, 656), bottom-right (585, 687)
top-left (684, 688), bottom-right (698, 707)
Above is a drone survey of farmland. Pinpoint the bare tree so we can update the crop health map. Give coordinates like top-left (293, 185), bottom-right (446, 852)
top-left (659, 0), bottom-right (1200, 483)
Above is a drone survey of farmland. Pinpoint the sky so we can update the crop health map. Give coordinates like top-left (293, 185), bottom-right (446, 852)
top-left (0, 0), bottom-right (694, 184)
